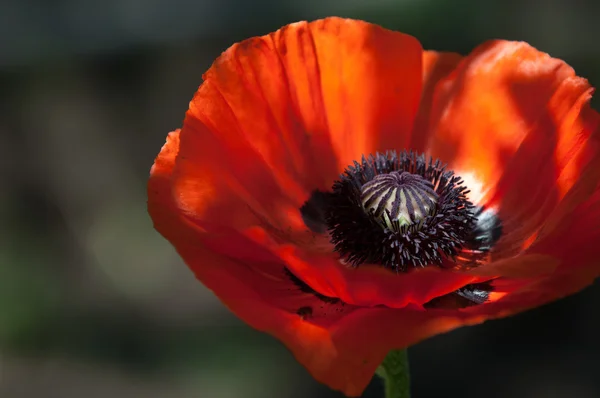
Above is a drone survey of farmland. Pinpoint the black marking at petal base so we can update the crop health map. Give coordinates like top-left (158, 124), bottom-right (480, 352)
top-left (453, 207), bottom-right (504, 268)
top-left (424, 281), bottom-right (495, 310)
top-left (464, 207), bottom-right (503, 252)
top-left (300, 190), bottom-right (332, 234)
top-left (296, 306), bottom-right (313, 319)
top-left (284, 267), bottom-right (340, 304)
top-left (455, 282), bottom-right (492, 304)
top-left (326, 151), bottom-right (479, 271)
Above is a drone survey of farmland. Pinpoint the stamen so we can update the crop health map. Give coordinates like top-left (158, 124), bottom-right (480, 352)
top-left (298, 150), bottom-right (503, 272)
top-left (325, 151), bottom-right (480, 271)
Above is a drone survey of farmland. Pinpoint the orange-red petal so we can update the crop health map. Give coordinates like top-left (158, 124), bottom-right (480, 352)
top-left (315, 200), bottom-right (600, 395)
top-left (179, 17), bottom-right (422, 205)
top-left (423, 40), bottom-right (599, 259)
top-left (148, 129), bottom-right (374, 396)
top-left (410, 50), bottom-right (463, 152)
top-left (167, 17), bottom-right (424, 259)
top-left (280, 245), bottom-right (490, 308)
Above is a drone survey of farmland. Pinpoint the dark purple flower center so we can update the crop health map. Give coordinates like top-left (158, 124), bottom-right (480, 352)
top-left (300, 151), bottom-right (503, 272)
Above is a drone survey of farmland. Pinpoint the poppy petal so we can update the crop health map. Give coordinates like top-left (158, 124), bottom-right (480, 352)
top-left (424, 40), bottom-right (598, 257)
top-left (534, 117), bottom-right (600, 246)
top-left (314, 222), bottom-right (600, 396)
top-left (149, 131), bottom-right (354, 318)
top-left (467, 185), bottom-right (600, 315)
top-left (148, 130), bottom-right (375, 397)
top-left (174, 17), bottom-right (422, 228)
top-left (489, 77), bottom-right (598, 258)
top-left (425, 40), bottom-right (591, 198)
top-left (148, 130), bottom-right (189, 240)
top-left (165, 18), bottom-right (427, 289)
top-left (410, 50), bottom-right (463, 152)
top-left (280, 245), bottom-right (490, 308)
top-left (466, 171), bottom-right (600, 314)
top-left (287, 18), bottom-right (423, 166)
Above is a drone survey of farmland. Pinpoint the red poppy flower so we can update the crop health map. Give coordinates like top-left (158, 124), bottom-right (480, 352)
top-left (148, 17), bottom-right (600, 397)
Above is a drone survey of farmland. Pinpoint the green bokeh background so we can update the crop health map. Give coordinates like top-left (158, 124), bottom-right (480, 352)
top-left (1, 1), bottom-right (599, 397)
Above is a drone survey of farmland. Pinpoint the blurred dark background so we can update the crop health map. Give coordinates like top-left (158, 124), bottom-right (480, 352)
top-left (1, 0), bottom-right (599, 397)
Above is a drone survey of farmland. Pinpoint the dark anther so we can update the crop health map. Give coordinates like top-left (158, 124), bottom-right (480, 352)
top-left (325, 151), bottom-right (478, 271)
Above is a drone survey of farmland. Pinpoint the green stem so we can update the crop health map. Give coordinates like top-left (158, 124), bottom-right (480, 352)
top-left (375, 349), bottom-right (410, 398)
